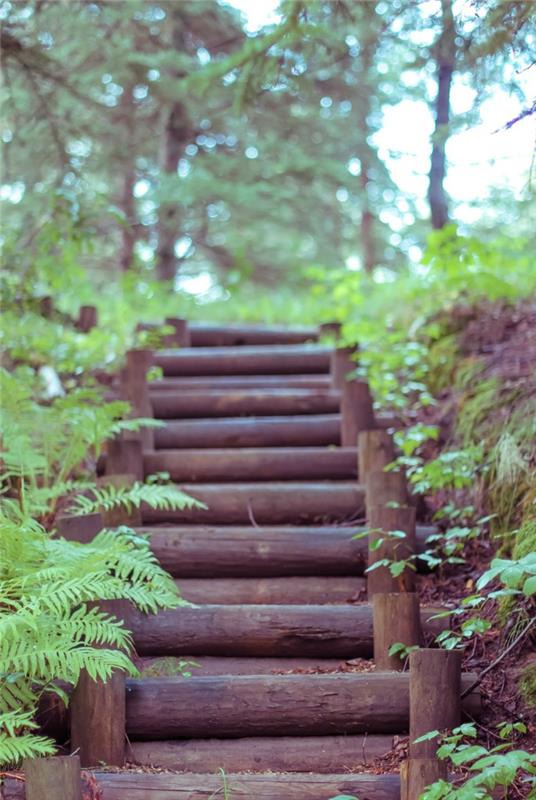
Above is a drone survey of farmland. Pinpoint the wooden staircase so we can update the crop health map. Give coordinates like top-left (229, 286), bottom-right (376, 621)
top-left (15, 322), bottom-right (480, 800)
top-left (116, 323), bottom-right (475, 799)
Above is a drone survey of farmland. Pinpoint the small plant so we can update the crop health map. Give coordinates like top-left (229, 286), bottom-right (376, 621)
top-left (416, 722), bottom-right (536, 799)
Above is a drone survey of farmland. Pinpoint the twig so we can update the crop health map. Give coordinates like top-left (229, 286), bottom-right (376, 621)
top-left (461, 617), bottom-right (535, 699)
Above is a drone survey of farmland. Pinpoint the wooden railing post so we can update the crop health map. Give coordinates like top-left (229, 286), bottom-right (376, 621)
top-left (319, 321), bottom-right (342, 342)
top-left (365, 468), bottom-right (408, 516)
top-left (106, 435), bottom-right (144, 483)
top-left (331, 346), bottom-right (356, 389)
top-left (373, 593), bottom-right (421, 670)
top-left (70, 599), bottom-right (130, 767)
top-left (358, 429), bottom-right (395, 484)
top-left (368, 505), bottom-right (416, 595)
top-left (165, 316), bottom-right (190, 347)
top-left (122, 348), bottom-right (154, 451)
top-left (24, 755), bottom-right (82, 800)
top-left (76, 305), bottom-right (98, 333)
top-left (340, 380), bottom-right (375, 448)
top-left (401, 649), bottom-right (462, 798)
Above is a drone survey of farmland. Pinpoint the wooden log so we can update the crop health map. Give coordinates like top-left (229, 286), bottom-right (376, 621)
top-left (106, 436), bottom-right (143, 482)
top-left (189, 322), bottom-right (318, 347)
top-left (150, 374), bottom-right (333, 391)
top-left (340, 380), bottom-right (375, 447)
top-left (366, 469), bottom-right (408, 516)
top-left (0, 771), bottom-right (401, 800)
top-left (368, 505), bottom-right (416, 595)
top-left (150, 388), bottom-right (341, 418)
top-left (153, 344), bottom-right (331, 376)
top-left (141, 481), bottom-right (365, 525)
top-left (128, 603), bottom-right (446, 658)
top-left (141, 524), bottom-right (436, 577)
top-left (145, 447), bottom-right (356, 482)
top-left (139, 655), bottom-right (381, 676)
top-left (155, 414), bottom-right (340, 449)
top-left (122, 348), bottom-right (155, 450)
top-left (373, 593), bottom-right (422, 670)
top-left (331, 346), bottom-right (357, 388)
top-left (75, 305), bottom-right (97, 333)
top-left (409, 648), bottom-right (462, 758)
top-left (319, 321), bottom-right (342, 341)
top-left (55, 513), bottom-right (103, 544)
top-left (401, 758), bottom-right (448, 800)
top-left (23, 756), bottom-right (82, 800)
top-left (164, 317), bottom-right (190, 347)
top-left (358, 430), bottom-right (395, 483)
top-left (70, 599), bottom-right (128, 767)
top-left (125, 672), bottom-right (480, 739)
top-left (128, 734), bottom-right (393, 773)
top-left (175, 575), bottom-right (366, 604)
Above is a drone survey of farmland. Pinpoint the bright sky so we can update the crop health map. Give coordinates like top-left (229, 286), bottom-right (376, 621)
top-left (226, 0), bottom-right (535, 237)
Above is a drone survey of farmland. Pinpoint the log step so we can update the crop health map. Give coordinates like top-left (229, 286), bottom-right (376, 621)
top-left (139, 524), bottom-right (436, 577)
top-left (150, 388), bottom-right (341, 418)
top-left (175, 576), bottom-right (365, 604)
top-left (150, 374), bottom-right (333, 391)
top-left (0, 771), bottom-right (402, 800)
top-left (139, 656), bottom-right (381, 676)
top-left (128, 603), bottom-right (445, 658)
top-left (141, 481), bottom-right (365, 525)
top-left (145, 447), bottom-right (356, 482)
top-left (128, 733), bottom-right (393, 772)
top-left (153, 414), bottom-right (341, 449)
top-left (125, 673), bottom-right (480, 738)
top-left (154, 344), bottom-right (331, 376)
top-left (189, 322), bottom-right (319, 347)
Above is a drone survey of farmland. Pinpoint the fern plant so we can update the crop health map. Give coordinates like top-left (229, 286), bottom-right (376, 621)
top-left (67, 481), bottom-right (204, 517)
top-left (0, 509), bottom-right (186, 767)
top-left (0, 369), bottom-right (163, 520)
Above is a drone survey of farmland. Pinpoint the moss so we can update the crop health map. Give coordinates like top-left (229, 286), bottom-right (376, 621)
top-left (519, 663), bottom-right (536, 708)
top-left (513, 518), bottom-right (536, 560)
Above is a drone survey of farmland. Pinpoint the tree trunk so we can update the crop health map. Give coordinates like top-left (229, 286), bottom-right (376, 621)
top-left (116, 85), bottom-right (138, 271)
top-left (428, 0), bottom-right (455, 229)
top-left (156, 99), bottom-right (192, 281)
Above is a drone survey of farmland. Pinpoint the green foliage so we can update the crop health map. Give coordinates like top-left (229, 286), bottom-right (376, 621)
top-left (67, 482), bottom-right (205, 517)
top-left (0, 369), bottom-right (164, 519)
top-left (0, 511), bottom-right (183, 766)
top-left (417, 722), bottom-right (536, 799)
top-left (477, 554), bottom-right (536, 598)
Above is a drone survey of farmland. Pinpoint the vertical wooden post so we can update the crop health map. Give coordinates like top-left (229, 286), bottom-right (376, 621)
top-left (358, 429), bottom-right (395, 484)
top-left (405, 648), bottom-right (462, 799)
top-left (56, 513), bottom-right (103, 544)
top-left (70, 600), bottom-right (130, 767)
top-left (39, 295), bottom-right (54, 318)
top-left (365, 469), bottom-right (408, 518)
top-left (319, 321), bottom-right (342, 342)
top-left (340, 380), bottom-right (375, 447)
top-left (76, 305), bottom-right (98, 333)
top-left (400, 758), bottom-right (448, 800)
top-left (122, 348), bottom-right (154, 451)
top-left (331, 346), bottom-right (357, 389)
top-left (368, 504), bottom-right (416, 594)
top-left (373, 593), bottom-right (421, 670)
top-left (409, 648), bottom-right (462, 757)
top-left (165, 316), bottom-right (190, 347)
top-left (24, 755), bottom-right (82, 800)
top-left (106, 435), bottom-right (144, 482)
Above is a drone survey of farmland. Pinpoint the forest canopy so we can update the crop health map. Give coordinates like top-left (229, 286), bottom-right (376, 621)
top-left (1, 0), bottom-right (534, 307)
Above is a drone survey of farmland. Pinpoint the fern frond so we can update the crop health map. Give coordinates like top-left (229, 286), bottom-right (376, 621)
top-left (66, 482), bottom-right (205, 516)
